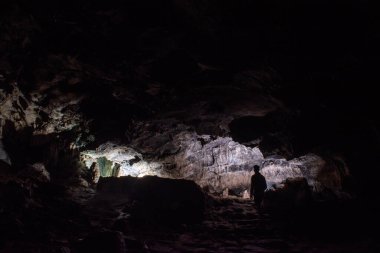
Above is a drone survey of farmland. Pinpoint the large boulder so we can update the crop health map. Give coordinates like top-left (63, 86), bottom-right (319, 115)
top-left (263, 177), bottom-right (313, 214)
top-left (97, 175), bottom-right (205, 224)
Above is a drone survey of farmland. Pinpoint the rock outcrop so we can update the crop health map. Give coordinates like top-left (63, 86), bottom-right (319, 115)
top-left (81, 142), bottom-right (163, 180)
top-left (171, 132), bottom-right (264, 193)
top-left (262, 154), bottom-right (350, 193)
top-left (82, 134), bottom-right (350, 197)
top-left (0, 83), bottom-right (84, 138)
top-left (81, 132), bottom-right (265, 194)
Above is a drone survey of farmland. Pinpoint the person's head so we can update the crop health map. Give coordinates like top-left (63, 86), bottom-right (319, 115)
top-left (254, 165), bottom-right (260, 173)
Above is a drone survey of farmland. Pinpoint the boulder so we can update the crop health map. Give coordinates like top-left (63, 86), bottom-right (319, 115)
top-left (97, 175), bottom-right (205, 224)
top-left (263, 177), bottom-right (312, 214)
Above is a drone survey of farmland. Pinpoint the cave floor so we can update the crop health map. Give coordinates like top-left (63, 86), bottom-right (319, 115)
top-left (82, 193), bottom-right (379, 253)
top-left (1, 187), bottom-right (379, 253)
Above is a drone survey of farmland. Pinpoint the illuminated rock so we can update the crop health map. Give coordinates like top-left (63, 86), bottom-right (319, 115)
top-left (0, 85), bottom-right (35, 136)
top-left (0, 84), bottom-right (83, 139)
top-left (261, 158), bottom-right (303, 187)
top-left (243, 190), bottom-right (250, 199)
top-left (81, 142), bottom-right (163, 179)
top-left (262, 154), bottom-right (350, 193)
top-left (171, 132), bottom-right (264, 193)
top-left (82, 137), bottom-right (350, 197)
top-left (82, 132), bottom-right (265, 194)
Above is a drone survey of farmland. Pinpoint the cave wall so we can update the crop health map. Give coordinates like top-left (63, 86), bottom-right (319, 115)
top-left (1, 0), bottom-right (379, 200)
top-left (81, 133), bottom-right (350, 197)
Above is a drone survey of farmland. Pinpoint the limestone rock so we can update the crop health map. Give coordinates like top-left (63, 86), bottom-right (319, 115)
top-left (0, 85), bottom-right (37, 136)
top-left (81, 142), bottom-right (163, 178)
top-left (172, 132), bottom-right (264, 193)
top-left (261, 158), bottom-right (303, 188)
top-left (262, 154), bottom-right (350, 193)
top-left (242, 190), bottom-right (250, 199)
top-left (82, 135), bottom-right (350, 197)
top-left (82, 133), bottom-right (265, 194)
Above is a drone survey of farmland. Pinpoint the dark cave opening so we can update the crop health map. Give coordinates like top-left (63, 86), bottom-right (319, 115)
top-left (229, 116), bottom-right (266, 144)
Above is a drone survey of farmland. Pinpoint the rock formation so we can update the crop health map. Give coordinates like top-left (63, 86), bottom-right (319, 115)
top-left (81, 134), bottom-right (350, 197)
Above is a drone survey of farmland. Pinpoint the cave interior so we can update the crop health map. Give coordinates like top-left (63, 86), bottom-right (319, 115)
top-left (1, 0), bottom-right (380, 252)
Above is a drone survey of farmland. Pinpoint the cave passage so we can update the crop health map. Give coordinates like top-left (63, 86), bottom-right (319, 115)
top-left (1, 0), bottom-right (380, 252)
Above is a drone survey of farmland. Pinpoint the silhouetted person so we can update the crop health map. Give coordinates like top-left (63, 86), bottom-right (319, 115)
top-left (250, 165), bottom-right (267, 209)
